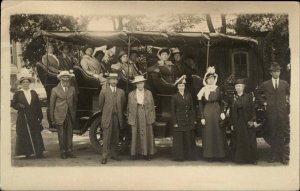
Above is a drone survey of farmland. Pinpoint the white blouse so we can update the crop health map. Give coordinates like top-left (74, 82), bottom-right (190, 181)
top-left (136, 89), bottom-right (144, 105)
top-left (22, 89), bottom-right (32, 104)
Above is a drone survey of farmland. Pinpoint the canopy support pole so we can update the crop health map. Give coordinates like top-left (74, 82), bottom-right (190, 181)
top-left (206, 40), bottom-right (210, 69)
top-left (127, 35), bottom-right (131, 94)
top-left (46, 37), bottom-right (49, 85)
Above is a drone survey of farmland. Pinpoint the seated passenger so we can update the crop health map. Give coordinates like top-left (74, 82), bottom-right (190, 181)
top-left (42, 43), bottom-right (60, 73)
top-left (58, 43), bottom-right (76, 70)
top-left (80, 46), bottom-right (107, 85)
top-left (171, 48), bottom-right (185, 77)
top-left (94, 50), bottom-right (109, 76)
top-left (129, 50), bottom-right (146, 74)
top-left (111, 50), bottom-right (139, 81)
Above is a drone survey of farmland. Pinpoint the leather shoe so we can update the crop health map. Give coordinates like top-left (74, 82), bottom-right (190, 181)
top-left (111, 156), bottom-right (121, 161)
top-left (280, 158), bottom-right (288, 165)
top-left (67, 152), bottom-right (76, 158)
top-left (61, 153), bottom-right (67, 159)
top-left (36, 153), bottom-right (45, 159)
top-left (101, 158), bottom-right (107, 164)
top-left (268, 157), bottom-right (276, 163)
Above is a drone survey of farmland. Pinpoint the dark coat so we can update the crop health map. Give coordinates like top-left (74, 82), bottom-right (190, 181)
top-left (257, 79), bottom-right (290, 115)
top-left (99, 86), bottom-right (126, 129)
top-left (230, 93), bottom-right (256, 126)
top-left (11, 90), bottom-right (45, 155)
top-left (127, 89), bottom-right (155, 126)
top-left (49, 83), bottom-right (77, 125)
top-left (58, 54), bottom-right (75, 70)
top-left (171, 92), bottom-right (196, 131)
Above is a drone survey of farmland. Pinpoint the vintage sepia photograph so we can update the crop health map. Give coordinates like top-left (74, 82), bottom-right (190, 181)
top-left (1, 1), bottom-right (299, 190)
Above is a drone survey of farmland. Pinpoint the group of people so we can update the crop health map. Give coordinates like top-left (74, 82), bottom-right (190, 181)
top-left (12, 44), bottom-right (290, 165)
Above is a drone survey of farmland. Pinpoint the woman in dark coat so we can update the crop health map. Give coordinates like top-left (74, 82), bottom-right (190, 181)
top-left (230, 79), bottom-right (257, 164)
top-left (197, 67), bottom-right (228, 160)
top-left (171, 77), bottom-right (197, 161)
top-left (11, 74), bottom-right (45, 158)
top-left (127, 75), bottom-right (156, 160)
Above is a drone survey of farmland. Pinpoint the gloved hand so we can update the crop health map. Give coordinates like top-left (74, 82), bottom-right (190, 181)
top-left (201, 119), bottom-right (205, 126)
top-left (220, 113), bottom-right (226, 120)
top-left (174, 124), bottom-right (178, 128)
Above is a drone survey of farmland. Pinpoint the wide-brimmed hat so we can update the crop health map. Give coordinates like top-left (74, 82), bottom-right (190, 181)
top-left (269, 62), bottom-right (282, 71)
top-left (234, 78), bottom-right (246, 85)
top-left (171, 48), bottom-right (182, 55)
top-left (59, 43), bottom-right (72, 51)
top-left (203, 66), bottom-right (218, 85)
top-left (82, 45), bottom-right (94, 54)
top-left (132, 75), bottom-right (147, 83)
top-left (57, 70), bottom-right (75, 80)
top-left (16, 73), bottom-right (35, 85)
top-left (175, 75), bottom-right (186, 85)
top-left (118, 50), bottom-right (128, 59)
top-left (107, 73), bottom-right (119, 79)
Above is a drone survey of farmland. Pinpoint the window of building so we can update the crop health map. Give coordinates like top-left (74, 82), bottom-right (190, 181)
top-left (232, 51), bottom-right (249, 78)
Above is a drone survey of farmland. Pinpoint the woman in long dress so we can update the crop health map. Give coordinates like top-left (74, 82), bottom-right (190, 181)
top-left (197, 67), bottom-right (228, 160)
top-left (171, 77), bottom-right (197, 161)
top-left (230, 79), bottom-right (258, 164)
top-left (11, 73), bottom-right (45, 158)
top-left (127, 75), bottom-right (156, 160)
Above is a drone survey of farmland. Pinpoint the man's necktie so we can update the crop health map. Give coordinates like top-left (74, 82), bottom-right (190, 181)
top-left (275, 80), bottom-right (278, 90)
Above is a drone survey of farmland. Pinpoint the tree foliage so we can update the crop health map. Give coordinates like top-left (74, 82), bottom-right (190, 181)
top-left (10, 14), bottom-right (81, 65)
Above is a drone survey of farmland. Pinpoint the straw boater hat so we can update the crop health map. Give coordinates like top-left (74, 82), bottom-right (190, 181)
top-left (107, 73), bottom-right (119, 79)
top-left (132, 75), bottom-right (147, 83)
top-left (269, 62), bottom-right (282, 71)
top-left (57, 70), bottom-right (75, 80)
top-left (16, 72), bottom-right (35, 85)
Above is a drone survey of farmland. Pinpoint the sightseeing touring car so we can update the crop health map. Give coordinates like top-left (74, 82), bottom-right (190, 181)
top-left (34, 30), bottom-right (268, 153)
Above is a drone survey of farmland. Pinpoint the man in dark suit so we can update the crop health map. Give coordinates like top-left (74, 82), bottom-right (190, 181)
top-left (99, 73), bottom-right (126, 164)
top-left (49, 70), bottom-right (77, 159)
top-left (256, 62), bottom-right (290, 164)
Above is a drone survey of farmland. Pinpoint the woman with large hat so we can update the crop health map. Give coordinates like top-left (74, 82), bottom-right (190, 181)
top-left (230, 79), bottom-right (258, 164)
top-left (11, 72), bottom-right (45, 158)
top-left (197, 66), bottom-right (228, 160)
top-left (171, 76), bottom-right (197, 161)
top-left (127, 75), bottom-right (156, 160)
top-left (42, 43), bottom-right (60, 73)
top-left (111, 50), bottom-right (139, 81)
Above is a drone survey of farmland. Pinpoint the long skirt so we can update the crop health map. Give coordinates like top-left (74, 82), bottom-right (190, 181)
top-left (231, 108), bottom-right (257, 163)
top-left (202, 102), bottom-right (228, 158)
top-left (172, 130), bottom-right (197, 161)
top-left (131, 105), bottom-right (156, 156)
top-left (15, 113), bottom-right (45, 156)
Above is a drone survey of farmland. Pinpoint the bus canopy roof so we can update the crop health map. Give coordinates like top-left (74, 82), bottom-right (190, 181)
top-left (34, 30), bottom-right (258, 47)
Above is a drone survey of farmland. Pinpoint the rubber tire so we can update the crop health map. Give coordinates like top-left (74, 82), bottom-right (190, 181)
top-left (89, 117), bottom-right (102, 154)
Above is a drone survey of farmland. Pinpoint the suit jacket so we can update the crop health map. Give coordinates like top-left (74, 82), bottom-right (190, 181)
top-left (99, 86), bottom-right (126, 129)
top-left (171, 92), bottom-right (196, 131)
top-left (127, 89), bottom-right (156, 126)
top-left (256, 79), bottom-right (290, 114)
top-left (49, 83), bottom-right (77, 125)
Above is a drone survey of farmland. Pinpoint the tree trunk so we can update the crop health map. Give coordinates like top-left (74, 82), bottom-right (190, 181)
top-left (111, 16), bottom-right (117, 31)
top-left (117, 16), bottom-right (123, 31)
top-left (220, 14), bottom-right (226, 34)
top-left (206, 14), bottom-right (215, 33)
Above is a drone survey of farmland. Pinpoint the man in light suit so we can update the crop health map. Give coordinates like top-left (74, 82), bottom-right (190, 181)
top-left (49, 71), bottom-right (77, 159)
top-left (256, 62), bottom-right (290, 164)
top-left (99, 73), bottom-right (126, 164)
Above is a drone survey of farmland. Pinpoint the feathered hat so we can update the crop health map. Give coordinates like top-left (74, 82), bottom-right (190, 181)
top-left (203, 66), bottom-right (218, 86)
